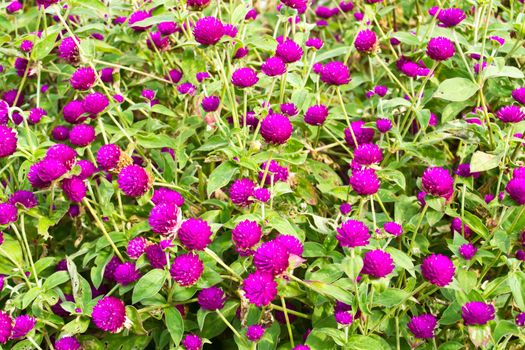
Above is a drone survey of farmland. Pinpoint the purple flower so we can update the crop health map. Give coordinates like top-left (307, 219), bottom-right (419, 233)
top-left (147, 32), bottom-right (170, 51)
top-left (516, 312), bottom-right (525, 327)
top-left (281, 0), bottom-right (308, 13)
top-left (127, 237), bottom-right (146, 259)
top-left (344, 120), bottom-right (375, 147)
top-left (177, 82), bottom-right (196, 95)
top-left (336, 219), bottom-right (370, 248)
top-left (128, 11), bottom-right (151, 31)
top-left (113, 262), bottom-right (140, 285)
top-left (231, 67), bottom-right (259, 88)
top-left (196, 72), bottom-right (210, 82)
top-left (455, 163), bottom-right (480, 178)
top-left (0, 203), bottom-right (18, 225)
top-left (350, 168), bottom-right (381, 195)
top-left (170, 253), bottom-right (204, 286)
top-left (92, 296), bottom-right (126, 333)
top-left (198, 286), bottom-right (226, 310)
top-left (201, 96), bottom-right (220, 112)
top-left (459, 243), bottom-right (478, 260)
top-left (58, 37), bottom-right (79, 63)
top-left (253, 188), bottom-right (271, 202)
top-left (0, 311), bottom-right (12, 344)
top-left (61, 178), bottom-right (87, 202)
top-left (422, 167), bottom-right (454, 199)
top-left (340, 203), bottom-right (352, 215)
top-left (232, 220), bottom-right (262, 253)
top-left (145, 244), bottom-right (167, 268)
top-left (246, 324), bottom-right (265, 341)
top-left (117, 165), bottom-right (151, 197)
top-left (28, 107), bottom-right (46, 124)
top-left (426, 37), bottom-right (455, 61)
top-left (70, 67), bottom-right (96, 90)
top-left (193, 17), bottom-right (224, 45)
top-left (275, 234), bottom-right (303, 256)
top-left (496, 105), bottom-right (525, 123)
top-left (451, 217), bottom-right (472, 238)
top-left (354, 143), bottom-right (383, 165)
top-left (254, 240), bottom-right (289, 275)
top-left (305, 38), bottom-right (324, 50)
top-left (63, 100), bottom-right (86, 124)
top-left (7, 1), bottom-right (23, 13)
top-left (52, 125), bottom-right (70, 141)
top-left (408, 314), bottom-right (437, 339)
top-left (152, 188), bottom-right (185, 207)
top-left (461, 301), bottom-right (495, 325)
top-left (376, 118), bottom-right (392, 133)
top-left (2, 89), bottom-right (24, 107)
top-left (339, 0), bottom-right (354, 12)
top-left (70, 124), bottom-right (96, 147)
top-left (361, 249), bottom-right (395, 278)
top-left (506, 177), bottom-right (525, 205)
top-left (335, 311), bottom-right (353, 325)
top-left (384, 222), bottom-right (403, 236)
top-left (320, 61), bottom-right (351, 85)
top-left (182, 334), bottom-right (203, 350)
top-left (304, 104), bottom-right (328, 126)
top-left (11, 315), bottom-right (35, 339)
top-left (9, 190), bottom-right (38, 209)
top-left (421, 254), bottom-right (455, 287)
top-left (158, 22), bottom-right (179, 35)
top-left (276, 38), bottom-right (303, 63)
top-left (0, 126), bottom-right (17, 158)
top-left (167, 69), bottom-right (183, 84)
top-left (355, 29), bottom-right (377, 53)
top-left (83, 92), bottom-right (109, 115)
top-left (100, 68), bottom-right (114, 83)
top-left (374, 85), bottom-right (388, 97)
top-left (149, 203), bottom-right (181, 235)
top-left (187, 0), bottom-right (211, 9)
top-left (230, 178), bottom-right (255, 206)
top-left (46, 144), bottom-right (77, 170)
top-left (512, 87), bottom-right (525, 105)
top-left (258, 160), bottom-right (289, 184)
top-left (261, 56), bottom-right (287, 77)
top-left (292, 345), bottom-right (311, 350)
top-left (437, 8), bottom-right (466, 27)
top-left (223, 24), bottom-right (238, 38)
top-left (243, 271), bottom-right (277, 307)
top-left (179, 218), bottom-right (213, 250)
top-left (55, 337), bottom-right (81, 350)
top-left (97, 144), bottom-right (121, 171)
top-left (260, 113), bottom-right (293, 144)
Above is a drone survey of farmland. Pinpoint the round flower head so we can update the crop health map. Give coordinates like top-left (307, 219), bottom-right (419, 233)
top-left (451, 217), bottom-right (472, 237)
top-left (2, 89), bottom-right (24, 107)
top-left (145, 244), bottom-right (167, 268)
top-left (354, 143), bottom-right (383, 165)
top-left (376, 119), bottom-right (392, 133)
top-left (260, 113), bottom-right (293, 144)
top-left (35, 157), bottom-right (68, 184)
top-left (92, 296), bottom-right (126, 333)
top-left (182, 334), bottom-right (203, 350)
top-left (149, 203), bottom-right (181, 235)
top-left (28, 107), bottom-right (46, 124)
top-left (83, 92), bottom-right (109, 115)
top-left (58, 37), bottom-right (79, 63)
top-left (61, 178), bottom-right (87, 202)
top-left (421, 254), bottom-right (455, 287)
top-left (0, 100), bottom-right (8, 124)
top-left (437, 8), bottom-right (466, 27)
top-left (158, 21), bottom-right (178, 35)
top-left (70, 67), bottom-right (96, 90)
top-left (117, 165), bottom-right (151, 197)
top-left (7, 1), bottom-right (23, 13)
top-left (408, 314), bottom-right (437, 339)
top-left (170, 253), bottom-right (204, 286)
top-left (455, 164), bottom-right (479, 178)
top-left (104, 256), bottom-right (121, 281)
top-left (516, 313), bottom-right (525, 327)
top-left (152, 188), bottom-right (185, 207)
top-left (276, 39), bottom-right (303, 63)
top-left (46, 144), bottom-right (77, 170)
top-left (335, 311), bottom-right (353, 325)
top-left (254, 240), bottom-right (289, 275)
top-left (422, 167), bottom-right (454, 198)
top-left (231, 67), bottom-right (259, 88)
top-left (9, 190), bottom-right (38, 209)
top-left (232, 220), bottom-right (262, 253)
top-left (253, 188), bottom-right (270, 202)
top-left (258, 160), bottom-right (289, 185)
top-left (350, 168), bottom-right (381, 195)
top-left (336, 219), bottom-right (370, 248)
top-left (280, 103), bottom-right (298, 116)
top-left (0, 126), bottom-right (17, 158)
top-left (193, 16), bottom-right (224, 45)
top-left (55, 337), bottom-right (81, 350)
top-left (0, 202), bottom-right (18, 225)
top-left (179, 218), bottom-right (213, 250)
top-left (292, 345), bottom-right (310, 350)
top-left (0, 311), bottom-right (12, 344)
top-left (63, 100), bottom-right (86, 124)
top-left (198, 286), bottom-right (226, 310)
top-left (113, 262), bottom-right (140, 285)
top-left (361, 249), bottom-right (395, 278)
top-left (70, 124), bottom-right (96, 147)
top-left (459, 243), bottom-right (478, 260)
top-left (77, 160), bottom-right (97, 180)
top-left (512, 87), bottom-right (525, 105)
top-left (127, 237), bottom-right (146, 259)
top-left (305, 38), bottom-right (324, 50)
top-left (261, 56), bottom-right (287, 77)
top-left (166, 69), bottom-right (183, 84)
top-left (340, 203), bottom-right (352, 215)
top-left (243, 271), bottom-right (277, 306)
top-left (246, 324), bottom-right (265, 341)
top-left (461, 301), bottom-right (495, 326)
top-left (514, 167), bottom-right (525, 179)
top-left (374, 85), bottom-right (388, 97)
top-left (354, 29), bottom-right (377, 53)
top-left (100, 68), bottom-right (114, 83)
top-left (320, 61), bottom-right (351, 85)
top-left (11, 315), bottom-right (35, 339)
top-left (496, 105), bottom-right (525, 123)
top-left (177, 82), bottom-right (196, 95)
top-left (426, 37), bottom-right (455, 61)
top-left (384, 222), bottom-right (403, 236)
top-left (230, 178), bottom-right (255, 206)
top-left (128, 10), bottom-right (151, 31)
top-left (506, 177), bottom-right (525, 205)
top-left (344, 120), bottom-right (375, 147)
top-left (201, 96), bottom-right (220, 112)
top-left (304, 104), bottom-right (328, 126)
top-left (275, 234), bottom-right (303, 256)
top-left (147, 32), bottom-right (170, 51)
top-left (97, 144), bottom-right (121, 171)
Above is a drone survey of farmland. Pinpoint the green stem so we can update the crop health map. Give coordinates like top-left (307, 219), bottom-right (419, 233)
top-left (281, 296), bottom-right (295, 347)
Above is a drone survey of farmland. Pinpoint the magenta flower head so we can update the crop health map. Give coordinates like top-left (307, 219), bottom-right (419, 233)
top-left (11, 315), bottom-right (35, 339)
top-left (376, 118), bottom-right (392, 133)
top-left (198, 286), bottom-right (226, 310)
top-left (362, 249), bottom-right (395, 278)
top-left (55, 337), bottom-right (81, 350)
top-left (422, 167), bottom-right (454, 198)
top-left (512, 87), bottom-right (525, 105)
top-left (0, 126), bottom-right (17, 158)
top-left (30, 158), bottom-right (68, 186)
top-left (70, 124), bottom-right (96, 147)
top-left (149, 203), bottom-right (181, 235)
top-left (96, 144), bottom-right (121, 171)
top-left (259, 160), bottom-right (289, 184)
top-left (320, 61), bottom-right (351, 85)
top-left (7, 1), bottom-right (23, 13)
top-left (459, 243), bottom-right (478, 260)
top-left (305, 38), bottom-right (324, 50)
top-left (100, 68), bottom-right (114, 83)
top-left (128, 10), bottom-right (151, 31)
top-left (516, 313), bottom-right (525, 327)
top-left (506, 177), bottom-right (525, 205)
top-left (340, 203), bottom-right (352, 215)
top-left (354, 29), bottom-right (377, 53)
top-left (170, 253), bottom-right (204, 286)
top-left (152, 188), bottom-right (185, 207)
top-left (304, 104), bottom-right (328, 126)
top-left (421, 253), bottom-right (455, 287)
top-left (0, 202), bottom-right (18, 225)
top-left (58, 37), bottom-right (79, 63)
top-left (182, 334), bottom-right (203, 350)
top-left (61, 178), bottom-right (87, 202)
top-left (52, 125), bottom-right (70, 141)
top-left (230, 178), bottom-right (255, 206)
top-left (9, 190), bottom-right (38, 209)
top-left (246, 324), bottom-right (265, 341)
top-left (127, 237), bottom-right (146, 259)
top-left (147, 32), bottom-right (170, 51)
top-left (158, 21), bottom-right (179, 35)
top-left (275, 38), bottom-right (303, 63)
top-left (70, 67), bottom-right (96, 90)
top-left (187, 0), bottom-right (211, 9)
top-left (46, 144), bottom-right (77, 170)
top-left (232, 220), bottom-right (262, 254)
top-left (408, 314), bottom-right (437, 339)
top-left (384, 222), bottom-right (403, 236)
top-left (179, 218), bottom-right (213, 250)
top-left (260, 113), bottom-right (293, 144)
top-left (350, 168), bottom-right (381, 195)
top-left (201, 96), bottom-right (220, 112)
top-left (437, 8), bottom-right (466, 27)
top-left (242, 271), bottom-right (277, 306)
top-left (254, 240), bottom-right (289, 275)
top-left (83, 92), bottom-right (109, 115)
top-left (177, 82), bottom-right (196, 95)
top-left (275, 234), bottom-right (303, 256)
top-left (336, 219), bottom-right (370, 248)
top-left (28, 107), bottom-right (47, 124)
top-left (451, 217), bottom-right (472, 237)
top-left (196, 72), bottom-right (210, 82)
top-left (292, 346), bottom-right (310, 350)
top-left (496, 105), bottom-right (525, 123)
top-left (145, 244), bottom-right (167, 268)
top-left (63, 100), bottom-right (86, 124)
top-left (253, 188), bottom-right (270, 202)
top-left (462, 301), bottom-right (495, 326)
top-left (354, 143), bottom-right (383, 165)
top-left (261, 56), bottom-right (287, 77)
top-left (117, 165), bottom-right (152, 197)
top-left (0, 311), bottom-right (12, 344)
top-left (92, 296), bottom-right (126, 333)
top-left (426, 37), bottom-right (455, 61)
top-left (231, 67), bottom-right (259, 88)
top-left (193, 16), bottom-right (224, 45)
top-left (335, 310), bottom-right (353, 325)
top-left (114, 262), bottom-right (140, 285)
top-left (344, 120), bottom-right (375, 147)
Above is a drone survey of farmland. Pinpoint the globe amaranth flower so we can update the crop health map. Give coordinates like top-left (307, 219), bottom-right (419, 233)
top-left (7, 1), bottom-right (23, 13)
top-left (158, 21), bottom-right (179, 35)
top-left (260, 113), bottom-right (293, 144)
top-left (253, 188), bottom-right (270, 202)
top-left (92, 296), bottom-right (126, 333)
top-left (275, 38), bottom-right (303, 63)
top-left (459, 243), bottom-right (478, 260)
top-left (100, 68), bottom-right (114, 83)
top-left (11, 315), bottom-right (35, 339)
top-left (9, 190), bottom-right (38, 209)
top-left (55, 337), bottom-right (81, 350)
top-left (61, 178), bottom-right (87, 202)
top-left (281, 0), bottom-right (307, 13)
top-left (196, 71), bottom-right (210, 83)
top-left (201, 96), bottom-right (220, 112)
top-left (408, 314), bottom-right (438, 339)
top-left (230, 178), bottom-right (255, 206)
top-left (149, 202), bottom-right (181, 235)
top-left (426, 37), bottom-right (455, 61)
top-left (335, 311), bottom-right (353, 325)
top-left (451, 217), bottom-right (472, 237)
top-left (374, 85), bottom-right (388, 97)
top-left (63, 100), bottom-right (87, 124)
top-left (0, 126), bottom-right (17, 158)
top-left (179, 218), bottom-right (213, 250)
top-left (304, 104), bottom-right (328, 126)
top-left (232, 220), bottom-right (262, 253)
top-left (28, 107), bottom-right (46, 124)
top-left (512, 87), bottom-right (525, 105)
top-left (193, 16), bottom-right (224, 45)
top-left (436, 7), bottom-right (466, 27)
top-left (0, 202), bottom-right (18, 225)
top-left (384, 222), bottom-right (403, 236)
top-left (113, 262), bottom-right (140, 285)
top-left (152, 188), bottom-right (185, 207)
top-left (231, 67), bottom-right (259, 88)
top-left (361, 249), bottom-right (395, 278)
top-left (275, 234), bottom-right (303, 257)
top-left (70, 67), bottom-right (96, 90)
top-left (118, 165), bottom-right (152, 197)
top-left (421, 253), bottom-right (455, 287)
top-left (376, 118), bottom-right (392, 133)
top-left (344, 120), bottom-right (375, 147)
top-left (462, 301), bottom-right (495, 325)
top-left (243, 271), bottom-right (277, 307)
top-left (246, 324), bottom-right (265, 341)
top-left (58, 37), bottom-right (79, 63)
top-left (96, 144), bottom-right (121, 171)
top-left (350, 168), bottom-right (381, 195)
top-left (30, 158), bottom-right (68, 187)
top-left (506, 177), bottom-right (525, 205)
top-left (354, 29), bottom-right (377, 53)
top-left (127, 236), bottom-right (146, 259)
top-left (83, 92), bottom-right (109, 115)
top-left (258, 160), bottom-right (288, 185)
top-left (0, 311), bottom-right (12, 344)
top-left (167, 68), bottom-right (183, 84)
top-left (233, 46), bottom-right (248, 59)
top-left (305, 38), bottom-right (324, 50)
top-left (280, 102), bottom-right (298, 116)
top-left (128, 10), bottom-right (151, 31)
top-left (46, 144), bottom-right (77, 170)
top-left (182, 334), bottom-right (203, 350)
top-left (77, 160), bottom-right (97, 180)
top-left (187, 0), bottom-right (211, 9)
top-left (147, 32), bottom-right (170, 51)
top-left (177, 82), bottom-right (196, 95)
top-left (292, 345), bottom-right (311, 350)
top-left (170, 253), bottom-right (204, 286)
top-left (70, 124), bottom-right (96, 147)
top-left (261, 56), bottom-right (287, 77)
top-left (320, 61), bottom-right (351, 85)
top-left (422, 167), bottom-right (454, 198)
top-left (340, 203), bottom-right (352, 215)
top-left (223, 23), bottom-right (238, 38)
top-left (354, 143), bottom-right (383, 165)
top-left (496, 105), bottom-right (525, 123)
top-left (198, 286), bottom-right (226, 310)
top-left (516, 312), bottom-right (525, 327)
top-left (336, 219), bottom-right (370, 248)
top-left (2, 89), bottom-right (24, 107)
top-left (145, 244), bottom-right (167, 268)
top-left (254, 240), bottom-right (290, 275)
top-left (455, 163), bottom-right (480, 178)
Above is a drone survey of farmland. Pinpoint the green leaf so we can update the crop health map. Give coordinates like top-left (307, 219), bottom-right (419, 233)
top-left (43, 271), bottom-right (70, 290)
top-left (375, 288), bottom-right (410, 307)
top-left (132, 269), bottom-right (169, 304)
top-left (484, 65), bottom-right (524, 79)
top-left (309, 281), bottom-right (353, 305)
top-left (206, 161), bottom-right (238, 196)
top-left (31, 31), bottom-right (59, 60)
top-left (508, 272), bottom-right (525, 311)
top-left (386, 247), bottom-right (415, 276)
top-left (470, 151), bottom-right (501, 172)
top-left (165, 307), bottom-right (184, 346)
top-left (151, 104), bottom-right (176, 117)
top-left (346, 335), bottom-right (391, 350)
top-left (135, 133), bottom-right (176, 149)
top-left (434, 78), bottom-right (479, 102)
top-left (341, 256), bottom-right (363, 281)
top-left (462, 212), bottom-right (489, 239)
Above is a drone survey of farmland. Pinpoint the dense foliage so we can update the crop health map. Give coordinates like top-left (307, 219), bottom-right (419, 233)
top-left (1, 0), bottom-right (525, 349)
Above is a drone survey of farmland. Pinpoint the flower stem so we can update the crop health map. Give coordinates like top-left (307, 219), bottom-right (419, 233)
top-left (280, 296), bottom-right (295, 348)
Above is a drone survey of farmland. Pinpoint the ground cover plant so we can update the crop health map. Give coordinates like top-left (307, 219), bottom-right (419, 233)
top-left (1, 0), bottom-right (525, 349)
